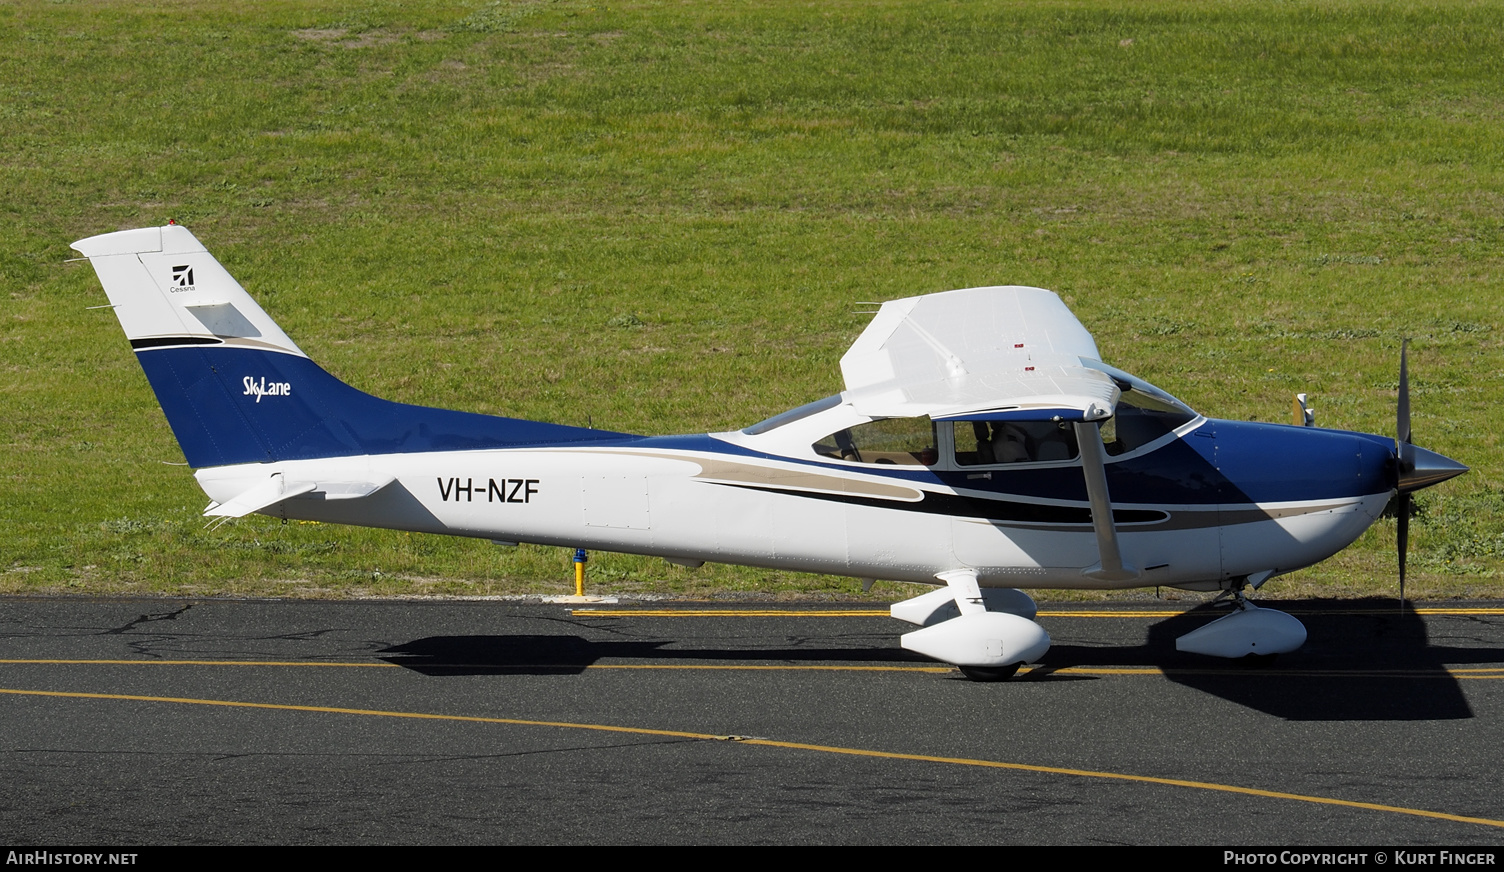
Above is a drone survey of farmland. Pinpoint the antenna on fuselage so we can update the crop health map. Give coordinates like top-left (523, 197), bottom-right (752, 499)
top-left (1292, 393), bottom-right (1314, 427)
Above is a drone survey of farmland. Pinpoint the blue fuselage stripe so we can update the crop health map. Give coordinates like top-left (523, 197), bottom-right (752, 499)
top-left (136, 346), bottom-right (633, 468)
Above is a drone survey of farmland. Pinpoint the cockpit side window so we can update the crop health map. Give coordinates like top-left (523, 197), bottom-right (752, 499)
top-left (953, 421), bottom-right (1080, 466)
top-left (814, 417), bottom-right (938, 466)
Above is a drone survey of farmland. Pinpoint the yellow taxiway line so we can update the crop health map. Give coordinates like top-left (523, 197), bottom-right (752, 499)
top-left (0, 659), bottom-right (401, 668)
top-left (1, 686), bottom-right (1500, 831)
top-left (0, 659), bottom-right (949, 673)
top-left (571, 607), bottom-right (1504, 618)
top-left (3, 659), bottom-right (1503, 679)
top-left (573, 609), bottom-right (893, 617)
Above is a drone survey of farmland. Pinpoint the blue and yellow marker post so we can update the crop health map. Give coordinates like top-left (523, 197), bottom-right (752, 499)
top-left (546, 547), bottom-right (615, 604)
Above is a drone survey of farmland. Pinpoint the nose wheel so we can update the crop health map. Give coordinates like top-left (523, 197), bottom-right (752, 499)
top-left (957, 664), bottom-right (1022, 682)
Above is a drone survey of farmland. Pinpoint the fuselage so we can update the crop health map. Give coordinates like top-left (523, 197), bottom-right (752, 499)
top-left (68, 223), bottom-right (1409, 596)
top-left (195, 399), bottom-right (1398, 592)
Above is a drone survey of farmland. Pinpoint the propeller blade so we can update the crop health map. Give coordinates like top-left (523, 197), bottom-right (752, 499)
top-left (1397, 491), bottom-right (1410, 610)
top-left (1392, 339), bottom-right (1468, 493)
top-left (1397, 339), bottom-right (1411, 448)
top-left (1390, 339), bottom-right (1469, 610)
top-left (1396, 341), bottom-right (1411, 613)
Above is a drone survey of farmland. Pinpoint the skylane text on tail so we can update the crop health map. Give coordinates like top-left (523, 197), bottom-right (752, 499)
top-left (73, 224), bottom-right (1466, 680)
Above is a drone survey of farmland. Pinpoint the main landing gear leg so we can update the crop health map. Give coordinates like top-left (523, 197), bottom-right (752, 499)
top-left (892, 571), bottom-right (1051, 681)
top-left (1174, 575), bottom-right (1306, 660)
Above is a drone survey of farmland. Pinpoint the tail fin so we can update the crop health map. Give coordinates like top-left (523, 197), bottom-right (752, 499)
top-left (73, 224), bottom-right (623, 468)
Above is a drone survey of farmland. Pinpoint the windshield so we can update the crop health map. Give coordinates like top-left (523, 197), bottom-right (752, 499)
top-left (1081, 361), bottom-right (1197, 418)
top-left (1082, 361), bottom-right (1197, 455)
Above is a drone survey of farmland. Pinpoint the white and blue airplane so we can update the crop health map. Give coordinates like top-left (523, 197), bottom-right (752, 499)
top-left (73, 223), bottom-right (1467, 679)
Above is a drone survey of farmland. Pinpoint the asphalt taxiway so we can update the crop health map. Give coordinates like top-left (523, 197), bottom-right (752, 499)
top-left (2, 597), bottom-right (1502, 844)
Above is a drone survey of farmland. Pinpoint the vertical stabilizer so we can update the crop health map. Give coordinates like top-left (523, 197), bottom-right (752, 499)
top-left (73, 224), bottom-right (304, 356)
top-left (74, 224), bottom-right (626, 469)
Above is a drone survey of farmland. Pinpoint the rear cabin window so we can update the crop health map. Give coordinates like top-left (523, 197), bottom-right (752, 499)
top-left (814, 417), bottom-right (938, 466)
top-left (954, 421), bottom-right (1080, 466)
top-left (742, 394), bottom-right (843, 435)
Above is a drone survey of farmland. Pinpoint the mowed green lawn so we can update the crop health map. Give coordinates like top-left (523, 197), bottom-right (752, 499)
top-left (3, 0), bottom-right (1501, 600)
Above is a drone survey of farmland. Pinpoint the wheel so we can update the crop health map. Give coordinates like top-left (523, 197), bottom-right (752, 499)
top-left (958, 663), bottom-right (1021, 682)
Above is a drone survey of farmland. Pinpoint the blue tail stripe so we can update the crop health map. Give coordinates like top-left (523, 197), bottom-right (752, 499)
top-left (136, 346), bottom-right (630, 468)
top-left (142, 346), bottom-right (273, 466)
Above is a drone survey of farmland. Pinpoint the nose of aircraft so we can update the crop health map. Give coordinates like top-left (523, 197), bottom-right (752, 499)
top-left (1397, 444), bottom-right (1469, 493)
top-left (1392, 440), bottom-right (1467, 605)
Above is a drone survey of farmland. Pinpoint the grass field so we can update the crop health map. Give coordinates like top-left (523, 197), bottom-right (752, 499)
top-left (3, 0), bottom-right (1502, 600)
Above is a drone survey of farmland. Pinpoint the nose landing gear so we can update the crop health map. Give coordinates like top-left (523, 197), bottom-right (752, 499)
top-left (1176, 578), bottom-right (1307, 660)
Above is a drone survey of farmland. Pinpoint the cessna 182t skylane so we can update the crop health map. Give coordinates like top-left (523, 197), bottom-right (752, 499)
top-left (73, 224), bottom-right (1467, 680)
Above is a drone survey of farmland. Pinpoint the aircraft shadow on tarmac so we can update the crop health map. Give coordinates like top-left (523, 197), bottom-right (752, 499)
top-left (1070, 598), bottom-right (1481, 721)
top-left (379, 598), bottom-right (1497, 721)
top-left (377, 634), bottom-right (930, 676)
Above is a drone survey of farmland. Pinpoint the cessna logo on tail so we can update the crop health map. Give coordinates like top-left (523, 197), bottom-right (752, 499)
top-left (242, 376), bottom-right (291, 402)
top-left (171, 265), bottom-right (194, 287)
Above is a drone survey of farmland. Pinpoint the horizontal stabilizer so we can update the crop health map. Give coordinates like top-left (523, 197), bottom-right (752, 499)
top-left (306, 476), bottom-right (398, 500)
top-left (204, 473), bottom-right (395, 518)
top-left (205, 473), bottom-right (316, 518)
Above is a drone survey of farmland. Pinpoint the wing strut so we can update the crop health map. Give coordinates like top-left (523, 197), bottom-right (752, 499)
top-left (1072, 421), bottom-right (1139, 582)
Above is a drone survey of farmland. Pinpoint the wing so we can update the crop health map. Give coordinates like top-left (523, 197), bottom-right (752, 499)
top-left (839, 286), bottom-right (1118, 422)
